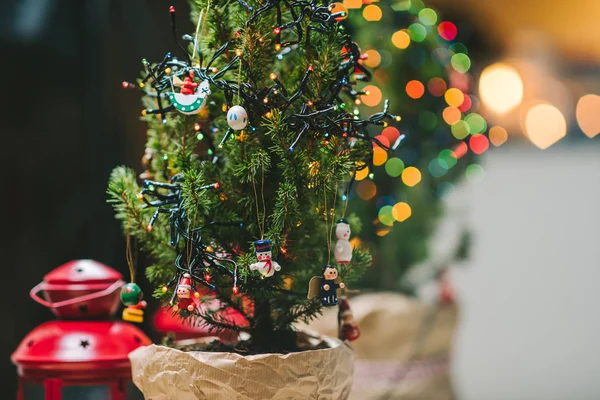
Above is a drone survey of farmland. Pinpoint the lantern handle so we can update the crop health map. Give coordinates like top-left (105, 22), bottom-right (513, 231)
top-left (30, 280), bottom-right (125, 309)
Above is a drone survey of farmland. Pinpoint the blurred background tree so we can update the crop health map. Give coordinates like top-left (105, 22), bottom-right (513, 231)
top-left (341, 0), bottom-right (491, 292)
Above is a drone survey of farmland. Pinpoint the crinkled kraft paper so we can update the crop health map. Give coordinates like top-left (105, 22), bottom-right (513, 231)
top-left (129, 334), bottom-right (354, 400)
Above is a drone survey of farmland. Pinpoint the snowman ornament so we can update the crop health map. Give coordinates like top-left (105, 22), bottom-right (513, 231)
top-left (249, 239), bottom-right (281, 278)
top-left (334, 218), bottom-right (352, 264)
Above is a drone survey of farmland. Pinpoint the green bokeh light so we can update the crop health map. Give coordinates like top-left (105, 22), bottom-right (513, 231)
top-left (451, 53), bottom-right (471, 73)
top-left (385, 157), bottom-right (405, 177)
top-left (408, 23), bottom-right (427, 42)
top-left (451, 120), bottom-right (471, 139)
top-left (418, 8), bottom-right (437, 26)
top-left (464, 113), bottom-right (487, 134)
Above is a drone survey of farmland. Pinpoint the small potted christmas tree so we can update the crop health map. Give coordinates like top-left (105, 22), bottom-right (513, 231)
top-left (108, 1), bottom-right (401, 398)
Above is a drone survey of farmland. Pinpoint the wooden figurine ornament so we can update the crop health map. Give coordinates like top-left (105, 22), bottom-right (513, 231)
top-left (307, 265), bottom-right (345, 307)
top-left (334, 218), bottom-right (352, 264)
top-left (249, 240), bottom-right (281, 278)
top-left (172, 273), bottom-right (197, 317)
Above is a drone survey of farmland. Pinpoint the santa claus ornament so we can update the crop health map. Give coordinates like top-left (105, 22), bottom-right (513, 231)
top-left (338, 296), bottom-right (360, 342)
top-left (334, 218), bottom-right (352, 265)
top-left (307, 265), bottom-right (345, 307)
top-left (172, 273), bottom-right (198, 317)
top-left (169, 71), bottom-right (211, 115)
top-left (249, 240), bottom-right (281, 278)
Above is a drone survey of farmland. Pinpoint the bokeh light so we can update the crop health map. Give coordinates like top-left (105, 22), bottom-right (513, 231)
top-left (438, 21), bottom-right (457, 41)
top-left (469, 134), bottom-right (489, 154)
top-left (449, 43), bottom-right (468, 55)
top-left (392, 202), bottom-right (412, 222)
top-left (363, 49), bottom-right (381, 68)
top-left (453, 141), bottom-right (468, 159)
top-left (356, 180), bottom-right (377, 200)
top-left (427, 77), bottom-right (447, 97)
top-left (406, 80), bottom-right (425, 99)
top-left (451, 120), bottom-right (470, 139)
top-left (378, 205), bottom-right (395, 226)
top-left (444, 88), bottom-right (464, 107)
top-left (438, 149), bottom-right (457, 168)
top-left (437, 182), bottom-right (455, 198)
top-left (432, 48), bottom-right (450, 67)
top-left (458, 94), bottom-right (472, 112)
top-left (361, 84), bottom-right (382, 107)
top-left (355, 162), bottom-right (369, 180)
top-left (408, 23), bottom-right (427, 42)
top-left (381, 126), bottom-right (401, 143)
top-left (418, 8), bottom-right (437, 26)
top-left (464, 113), bottom-right (487, 133)
top-left (479, 63), bottom-right (523, 114)
top-left (373, 147), bottom-right (388, 166)
top-left (576, 94), bottom-right (600, 138)
top-left (363, 5), bottom-right (382, 21)
top-left (343, 0), bottom-right (362, 9)
top-left (466, 164), bottom-right (484, 184)
top-left (391, 30), bottom-right (411, 49)
top-left (402, 166), bottom-right (422, 187)
top-left (428, 158), bottom-right (447, 178)
top-left (385, 157), bottom-right (405, 177)
top-left (418, 110), bottom-right (437, 130)
top-left (443, 107), bottom-right (461, 125)
top-left (373, 134), bottom-right (390, 149)
top-left (451, 53), bottom-right (471, 73)
top-left (524, 104), bottom-right (567, 149)
top-left (489, 126), bottom-right (508, 146)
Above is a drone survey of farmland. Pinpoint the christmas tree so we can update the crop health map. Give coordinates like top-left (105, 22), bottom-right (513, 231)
top-left (107, 0), bottom-right (400, 353)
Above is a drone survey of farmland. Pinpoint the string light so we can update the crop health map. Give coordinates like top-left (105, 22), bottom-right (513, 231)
top-left (235, 49), bottom-right (243, 57)
top-left (273, 27), bottom-right (281, 35)
top-left (270, 72), bottom-right (277, 80)
top-left (194, 123), bottom-right (201, 131)
top-left (162, 286), bottom-right (168, 293)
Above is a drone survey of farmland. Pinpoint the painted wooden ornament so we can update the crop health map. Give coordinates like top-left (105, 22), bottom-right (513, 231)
top-left (307, 265), bottom-right (345, 307)
top-left (249, 239), bottom-right (281, 277)
top-left (169, 78), bottom-right (211, 115)
top-left (334, 218), bottom-right (352, 264)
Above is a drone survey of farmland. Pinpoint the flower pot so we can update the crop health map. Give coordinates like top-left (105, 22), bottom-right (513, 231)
top-left (129, 331), bottom-right (354, 400)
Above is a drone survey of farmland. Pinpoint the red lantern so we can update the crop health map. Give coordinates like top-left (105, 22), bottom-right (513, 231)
top-left (12, 260), bottom-right (151, 399)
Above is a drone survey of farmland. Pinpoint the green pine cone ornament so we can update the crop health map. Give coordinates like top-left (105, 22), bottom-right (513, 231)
top-left (120, 283), bottom-right (142, 306)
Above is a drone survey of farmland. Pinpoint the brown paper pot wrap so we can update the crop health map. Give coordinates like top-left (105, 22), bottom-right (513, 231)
top-left (302, 293), bottom-right (458, 400)
top-left (129, 331), bottom-right (354, 400)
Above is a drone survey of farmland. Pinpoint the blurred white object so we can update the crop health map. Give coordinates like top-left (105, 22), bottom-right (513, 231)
top-left (450, 145), bottom-right (600, 400)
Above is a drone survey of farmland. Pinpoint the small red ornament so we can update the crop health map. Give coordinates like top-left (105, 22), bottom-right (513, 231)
top-left (180, 71), bottom-right (199, 95)
top-left (173, 274), bottom-right (197, 316)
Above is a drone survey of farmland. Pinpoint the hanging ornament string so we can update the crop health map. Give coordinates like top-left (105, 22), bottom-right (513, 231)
top-left (323, 177), bottom-right (338, 265)
top-left (125, 232), bottom-right (135, 283)
top-left (192, 8), bottom-right (204, 65)
top-left (251, 155), bottom-right (267, 239)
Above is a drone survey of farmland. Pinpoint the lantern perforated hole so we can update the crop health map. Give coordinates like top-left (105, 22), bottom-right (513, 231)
top-left (134, 335), bottom-right (142, 344)
top-left (78, 304), bottom-right (88, 314)
top-left (75, 267), bottom-right (84, 273)
top-left (27, 340), bottom-right (34, 347)
top-left (80, 339), bottom-right (90, 349)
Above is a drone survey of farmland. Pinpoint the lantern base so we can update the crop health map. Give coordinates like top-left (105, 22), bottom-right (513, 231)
top-left (12, 320), bottom-right (151, 381)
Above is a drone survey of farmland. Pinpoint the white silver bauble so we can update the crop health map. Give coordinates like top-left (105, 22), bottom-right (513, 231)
top-left (227, 105), bottom-right (248, 130)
